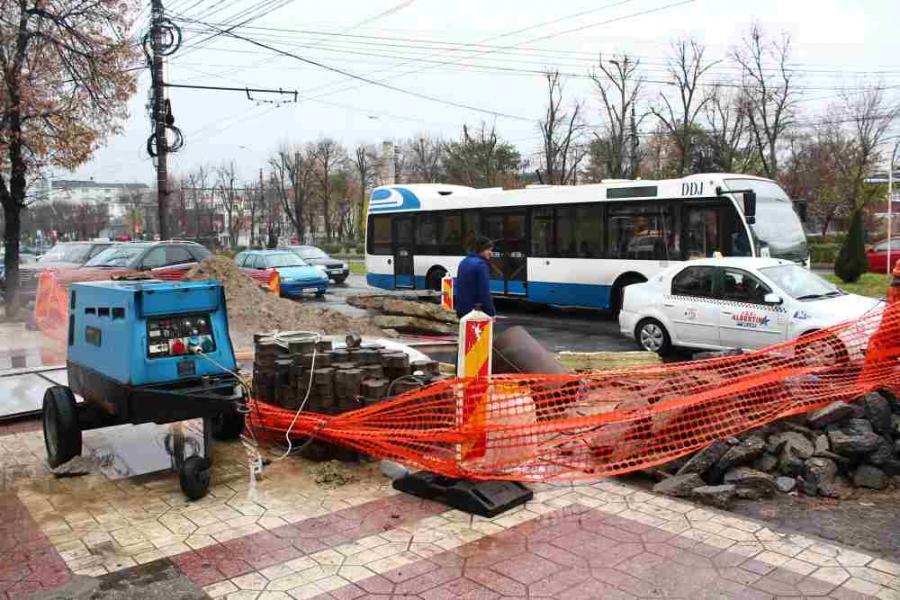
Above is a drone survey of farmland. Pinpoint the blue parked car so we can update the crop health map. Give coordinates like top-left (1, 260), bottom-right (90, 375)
top-left (236, 250), bottom-right (330, 298)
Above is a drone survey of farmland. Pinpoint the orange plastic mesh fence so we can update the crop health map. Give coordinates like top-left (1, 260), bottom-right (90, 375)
top-left (33, 269), bottom-right (900, 481)
top-left (247, 301), bottom-right (900, 482)
top-left (34, 270), bottom-right (112, 343)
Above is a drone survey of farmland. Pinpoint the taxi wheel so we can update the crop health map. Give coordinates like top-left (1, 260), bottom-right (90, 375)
top-left (636, 318), bottom-right (672, 356)
top-left (796, 333), bottom-right (849, 370)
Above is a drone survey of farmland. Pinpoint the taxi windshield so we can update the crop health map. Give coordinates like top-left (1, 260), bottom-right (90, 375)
top-left (760, 264), bottom-right (843, 300)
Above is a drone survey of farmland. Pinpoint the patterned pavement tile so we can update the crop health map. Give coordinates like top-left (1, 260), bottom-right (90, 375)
top-left (3, 422), bottom-right (900, 599)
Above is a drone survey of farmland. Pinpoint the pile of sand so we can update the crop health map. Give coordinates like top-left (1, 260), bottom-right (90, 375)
top-left (185, 255), bottom-right (382, 350)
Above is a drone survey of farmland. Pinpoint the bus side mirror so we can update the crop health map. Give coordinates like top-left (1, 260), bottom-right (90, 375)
top-left (744, 190), bottom-right (757, 224)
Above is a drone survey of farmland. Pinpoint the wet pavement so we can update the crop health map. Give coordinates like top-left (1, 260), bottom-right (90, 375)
top-left (2, 422), bottom-right (900, 600)
top-left (3, 273), bottom-right (900, 599)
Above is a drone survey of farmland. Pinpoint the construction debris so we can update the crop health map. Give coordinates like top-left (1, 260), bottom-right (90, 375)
top-left (346, 294), bottom-right (458, 335)
top-left (184, 256), bottom-right (383, 349)
top-left (558, 351), bottom-right (662, 372)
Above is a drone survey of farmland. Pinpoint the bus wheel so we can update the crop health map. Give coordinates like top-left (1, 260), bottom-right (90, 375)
top-left (611, 274), bottom-right (646, 317)
top-left (426, 267), bottom-right (447, 292)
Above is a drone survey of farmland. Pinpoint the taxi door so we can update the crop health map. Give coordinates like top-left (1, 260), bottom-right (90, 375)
top-left (663, 265), bottom-right (722, 348)
top-left (716, 267), bottom-right (788, 350)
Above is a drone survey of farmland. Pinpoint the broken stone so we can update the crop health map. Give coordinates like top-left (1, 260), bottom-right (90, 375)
top-left (803, 457), bottom-right (837, 496)
top-left (828, 426), bottom-right (883, 458)
top-left (848, 403), bottom-right (867, 419)
top-left (780, 432), bottom-right (815, 459)
top-left (883, 459), bottom-right (900, 477)
top-left (778, 447), bottom-right (806, 478)
top-left (880, 388), bottom-right (900, 413)
top-left (867, 439), bottom-right (894, 466)
top-left (691, 484), bottom-right (736, 509)
top-left (652, 473), bottom-right (705, 498)
top-left (891, 414), bottom-right (900, 437)
top-left (807, 401), bottom-right (854, 429)
top-left (723, 467), bottom-right (777, 499)
top-left (814, 434), bottom-right (830, 456)
top-left (753, 452), bottom-right (779, 473)
top-left (676, 441), bottom-right (729, 478)
top-left (853, 465), bottom-right (887, 490)
top-left (50, 455), bottom-right (94, 477)
top-left (860, 393), bottom-right (893, 436)
top-left (775, 476), bottom-right (796, 493)
top-left (707, 437), bottom-right (766, 483)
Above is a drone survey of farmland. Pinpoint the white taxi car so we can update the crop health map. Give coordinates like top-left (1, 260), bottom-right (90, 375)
top-left (619, 257), bottom-right (881, 355)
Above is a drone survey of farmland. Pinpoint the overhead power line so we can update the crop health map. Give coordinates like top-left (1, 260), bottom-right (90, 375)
top-left (178, 16), bottom-right (535, 121)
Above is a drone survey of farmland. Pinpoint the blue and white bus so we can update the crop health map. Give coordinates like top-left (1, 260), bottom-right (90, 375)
top-left (364, 174), bottom-right (808, 312)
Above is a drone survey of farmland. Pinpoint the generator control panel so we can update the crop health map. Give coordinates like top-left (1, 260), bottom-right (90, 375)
top-left (147, 313), bottom-right (216, 359)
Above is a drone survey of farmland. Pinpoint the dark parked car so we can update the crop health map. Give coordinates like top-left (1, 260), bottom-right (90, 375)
top-left (284, 245), bottom-right (349, 284)
top-left (17, 241), bottom-right (114, 302)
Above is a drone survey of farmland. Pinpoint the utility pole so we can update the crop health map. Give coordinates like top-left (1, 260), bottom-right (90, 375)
top-left (258, 168), bottom-right (264, 247)
top-left (151, 0), bottom-right (169, 240)
top-left (294, 151), bottom-right (302, 243)
top-left (889, 140), bottom-right (899, 275)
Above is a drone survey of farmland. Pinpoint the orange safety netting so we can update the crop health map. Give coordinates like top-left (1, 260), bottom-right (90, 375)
top-left (32, 266), bottom-right (900, 482)
top-left (248, 301), bottom-right (900, 481)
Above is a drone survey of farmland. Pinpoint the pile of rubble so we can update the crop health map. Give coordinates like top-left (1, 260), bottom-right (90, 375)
top-left (346, 294), bottom-right (457, 335)
top-left (651, 390), bottom-right (900, 508)
top-left (185, 256), bottom-right (383, 348)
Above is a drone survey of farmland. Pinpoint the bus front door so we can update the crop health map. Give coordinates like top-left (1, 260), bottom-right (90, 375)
top-left (393, 216), bottom-right (415, 288)
top-left (483, 212), bottom-right (528, 296)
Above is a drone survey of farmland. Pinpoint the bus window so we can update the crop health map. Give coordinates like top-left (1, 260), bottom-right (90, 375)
top-left (684, 208), bottom-right (720, 259)
top-left (531, 208), bottom-right (554, 257)
top-left (417, 214), bottom-right (440, 254)
top-left (609, 204), bottom-right (669, 260)
top-left (440, 213), bottom-right (462, 254)
top-left (556, 206), bottom-right (602, 258)
top-left (370, 215), bottom-right (393, 255)
top-left (462, 211), bottom-right (479, 253)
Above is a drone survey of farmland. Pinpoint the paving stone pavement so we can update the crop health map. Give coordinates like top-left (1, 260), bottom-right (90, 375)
top-left (2, 426), bottom-right (900, 599)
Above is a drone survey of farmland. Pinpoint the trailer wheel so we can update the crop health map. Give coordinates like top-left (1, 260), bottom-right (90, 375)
top-left (179, 456), bottom-right (211, 500)
top-left (43, 386), bottom-right (82, 468)
top-left (212, 409), bottom-right (246, 441)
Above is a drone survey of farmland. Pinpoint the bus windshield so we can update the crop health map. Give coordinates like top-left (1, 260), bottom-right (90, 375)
top-left (724, 179), bottom-right (807, 263)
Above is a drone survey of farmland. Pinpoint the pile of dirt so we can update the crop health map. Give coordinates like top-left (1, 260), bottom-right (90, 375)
top-left (185, 255), bottom-right (382, 349)
top-left (309, 460), bottom-right (361, 488)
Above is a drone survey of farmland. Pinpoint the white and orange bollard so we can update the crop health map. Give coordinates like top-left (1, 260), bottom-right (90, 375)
top-left (441, 274), bottom-right (454, 312)
top-left (456, 306), bottom-right (493, 463)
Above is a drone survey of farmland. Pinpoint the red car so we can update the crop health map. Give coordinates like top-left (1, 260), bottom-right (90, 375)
top-left (866, 238), bottom-right (900, 274)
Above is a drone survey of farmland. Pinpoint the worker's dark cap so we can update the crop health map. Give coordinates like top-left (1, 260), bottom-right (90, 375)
top-left (475, 235), bottom-right (495, 252)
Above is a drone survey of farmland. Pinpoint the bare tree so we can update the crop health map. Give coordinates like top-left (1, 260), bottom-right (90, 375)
top-left (406, 135), bottom-right (445, 183)
top-left (311, 138), bottom-right (348, 241)
top-left (650, 40), bottom-right (718, 176)
top-left (833, 86), bottom-right (900, 213)
top-left (186, 166), bottom-right (213, 239)
top-left (270, 146), bottom-right (314, 243)
top-left (731, 23), bottom-right (797, 179)
top-left (590, 55), bottom-right (645, 179)
top-left (353, 145), bottom-right (376, 236)
top-left (539, 71), bottom-right (586, 184)
top-left (215, 162), bottom-right (243, 247)
top-left (702, 85), bottom-right (753, 173)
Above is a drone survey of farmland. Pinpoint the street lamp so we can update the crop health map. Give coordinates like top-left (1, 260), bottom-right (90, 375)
top-left (889, 139), bottom-right (900, 276)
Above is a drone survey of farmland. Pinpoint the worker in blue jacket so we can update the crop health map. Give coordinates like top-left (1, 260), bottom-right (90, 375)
top-left (455, 235), bottom-right (496, 318)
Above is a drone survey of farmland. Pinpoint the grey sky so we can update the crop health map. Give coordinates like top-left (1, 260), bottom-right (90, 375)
top-left (68, 0), bottom-right (900, 186)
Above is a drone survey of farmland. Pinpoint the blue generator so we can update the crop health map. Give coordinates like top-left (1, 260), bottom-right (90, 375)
top-left (42, 279), bottom-right (245, 499)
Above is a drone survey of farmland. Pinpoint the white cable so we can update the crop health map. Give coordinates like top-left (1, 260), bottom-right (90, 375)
top-left (270, 330), bottom-right (320, 462)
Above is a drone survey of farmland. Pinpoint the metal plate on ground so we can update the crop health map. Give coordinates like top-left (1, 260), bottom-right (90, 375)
top-left (393, 471), bottom-right (533, 518)
top-left (80, 420), bottom-right (205, 480)
top-left (0, 369), bottom-right (76, 420)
